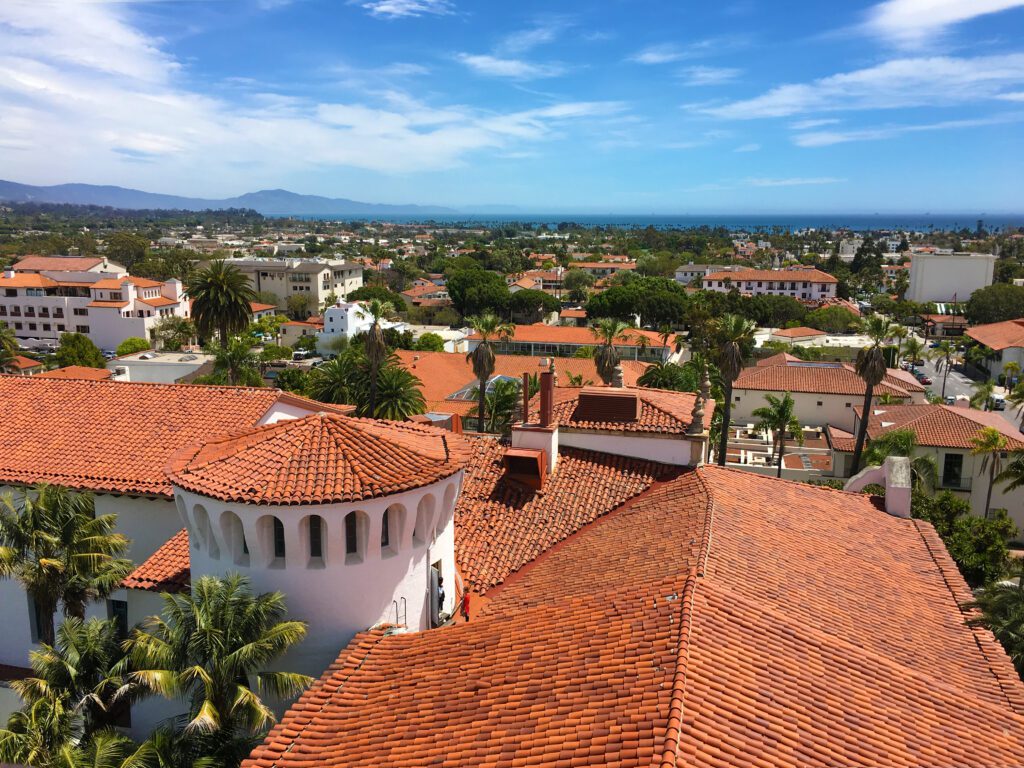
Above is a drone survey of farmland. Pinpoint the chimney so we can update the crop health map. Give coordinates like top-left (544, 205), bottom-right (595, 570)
top-left (510, 369), bottom-right (558, 475)
top-left (539, 370), bottom-right (554, 427)
top-left (3, 268), bottom-right (13, 279)
top-left (843, 456), bottom-right (912, 518)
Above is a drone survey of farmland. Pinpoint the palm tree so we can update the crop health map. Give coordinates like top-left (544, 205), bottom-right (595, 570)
top-left (0, 695), bottom-right (74, 767)
top-left (465, 314), bottom-right (514, 432)
top-left (971, 380), bottom-right (996, 411)
top-left (863, 428), bottom-right (938, 493)
top-left (966, 558), bottom-right (1024, 675)
top-left (305, 349), bottom-right (363, 406)
top-left (996, 451), bottom-right (1024, 492)
top-left (10, 617), bottom-right (138, 743)
top-left (752, 392), bottom-right (804, 478)
top-left (372, 364), bottom-right (426, 420)
top-left (851, 315), bottom-right (893, 473)
top-left (591, 318), bottom-right (633, 385)
top-left (637, 361), bottom-right (696, 392)
top-left (362, 299), bottom-right (394, 418)
top-left (0, 485), bottom-right (131, 645)
top-left (210, 338), bottom-right (262, 387)
top-left (0, 323), bottom-right (18, 372)
top-left (1008, 383), bottom-right (1024, 430)
top-left (188, 260), bottom-right (256, 348)
top-left (931, 339), bottom-right (957, 399)
top-left (902, 337), bottom-right (924, 367)
top-left (712, 314), bottom-right (756, 467)
top-left (1004, 361), bottom-right (1021, 388)
top-left (890, 325), bottom-right (907, 363)
top-left (126, 574), bottom-right (311, 767)
top-left (971, 426), bottom-right (1009, 519)
top-left (468, 378), bottom-right (522, 435)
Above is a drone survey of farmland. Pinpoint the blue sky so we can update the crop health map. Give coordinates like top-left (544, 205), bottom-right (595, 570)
top-left (1, 0), bottom-right (1023, 212)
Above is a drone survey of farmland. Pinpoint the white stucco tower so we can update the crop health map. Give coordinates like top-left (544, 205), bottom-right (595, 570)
top-left (166, 413), bottom-right (470, 676)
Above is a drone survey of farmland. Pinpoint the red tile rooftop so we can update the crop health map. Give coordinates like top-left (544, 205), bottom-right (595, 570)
top-left (168, 413), bottom-right (472, 506)
top-left (7, 355), bottom-right (43, 370)
top-left (122, 528), bottom-right (189, 593)
top-left (703, 267), bottom-right (838, 283)
top-left (844, 403), bottom-right (1024, 452)
top-left (13, 255), bottom-right (105, 272)
top-left (533, 385), bottom-right (705, 435)
top-left (966, 318), bottom-right (1024, 351)
top-left (36, 365), bottom-right (112, 381)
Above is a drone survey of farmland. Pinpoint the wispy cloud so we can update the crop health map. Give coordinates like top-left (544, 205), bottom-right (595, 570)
top-left (745, 177), bottom-right (845, 187)
top-left (497, 17), bottom-right (571, 54)
top-left (628, 38), bottom-right (740, 65)
top-left (997, 91), bottom-right (1024, 101)
top-left (793, 114), bottom-right (1024, 146)
top-left (456, 53), bottom-right (564, 79)
top-left (789, 118), bottom-right (840, 130)
top-left (705, 54), bottom-right (1024, 118)
top-left (679, 65), bottom-right (742, 86)
top-left (734, 143), bottom-right (761, 152)
top-left (866, 0), bottom-right (1024, 48)
top-left (359, 0), bottom-right (453, 19)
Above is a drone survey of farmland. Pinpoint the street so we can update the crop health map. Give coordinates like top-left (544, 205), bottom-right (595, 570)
top-left (912, 346), bottom-right (1022, 432)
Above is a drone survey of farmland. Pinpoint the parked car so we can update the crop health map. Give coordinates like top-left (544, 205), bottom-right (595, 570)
top-left (918, 375), bottom-right (932, 385)
top-left (991, 394), bottom-right (1006, 411)
top-left (944, 396), bottom-right (956, 405)
top-left (102, 350), bottom-right (117, 360)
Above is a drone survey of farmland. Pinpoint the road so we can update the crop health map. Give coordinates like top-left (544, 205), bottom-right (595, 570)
top-left (911, 345), bottom-right (1022, 432)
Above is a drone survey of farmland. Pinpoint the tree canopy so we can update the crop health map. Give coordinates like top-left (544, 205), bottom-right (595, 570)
top-left (54, 332), bottom-right (106, 368)
top-left (965, 283), bottom-right (1024, 325)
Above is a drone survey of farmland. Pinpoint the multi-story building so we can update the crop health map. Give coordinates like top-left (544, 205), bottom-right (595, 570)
top-left (0, 257), bottom-right (188, 351)
top-left (673, 262), bottom-right (714, 285)
top-left (906, 252), bottom-right (996, 303)
top-left (699, 267), bottom-right (838, 300)
top-left (225, 257), bottom-right (363, 310)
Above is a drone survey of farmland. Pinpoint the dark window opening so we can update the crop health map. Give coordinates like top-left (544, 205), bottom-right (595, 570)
top-left (345, 513), bottom-right (358, 555)
top-left (309, 516), bottom-right (323, 558)
top-left (272, 518), bottom-right (286, 559)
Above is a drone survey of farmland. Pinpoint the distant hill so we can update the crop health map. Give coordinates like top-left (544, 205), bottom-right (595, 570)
top-left (0, 180), bottom-right (459, 217)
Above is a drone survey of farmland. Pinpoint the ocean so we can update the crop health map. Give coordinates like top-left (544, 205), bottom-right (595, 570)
top-left (297, 212), bottom-right (1024, 232)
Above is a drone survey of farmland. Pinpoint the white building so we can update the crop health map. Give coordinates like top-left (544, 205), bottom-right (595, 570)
top-left (673, 262), bottom-right (715, 285)
top-left (316, 300), bottom-right (406, 354)
top-left (225, 257), bottom-right (363, 309)
top-left (838, 237), bottom-right (863, 262)
top-left (700, 267), bottom-right (838, 301)
top-left (108, 350), bottom-right (214, 384)
top-left (965, 319), bottom-right (1024, 382)
top-left (906, 252), bottom-right (996, 303)
top-left (0, 260), bottom-right (189, 352)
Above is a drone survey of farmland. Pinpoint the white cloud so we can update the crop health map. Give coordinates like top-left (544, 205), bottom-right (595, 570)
top-left (997, 91), bottom-right (1024, 101)
top-left (679, 65), bottom-right (742, 86)
top-left (360, 0), bottom-right (453, 19)
top-left (456, 53), bottom-right (564, 79)
top-left (793, 114), bottom-right (1024, 146)
top-left (498, 19), bottom-right (571, 54)
top-left (628, 37), bottom-right (742, 64)
top-left (745, 177), bottom-right (845, 187)
top-left (706, 54), bottom-right (1024, 118)
top-left (866, 0), bottom-right (1024, 48)
top-left (733, 143), bottom-right (760, 152)
top-left (0, 0), bottom-right (622, 189)
top-left (789, 118), bottom-right (841, 130)
top-left (630, 44), bottom-right (687, 65)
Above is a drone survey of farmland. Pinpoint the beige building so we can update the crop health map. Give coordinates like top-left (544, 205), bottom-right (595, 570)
top-left (225, 257), bottom-right (363, 310)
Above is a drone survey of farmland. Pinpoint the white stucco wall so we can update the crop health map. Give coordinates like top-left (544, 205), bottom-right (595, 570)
top-left (175, 472), bottom-right (463, 678)
top-left (907, 253), bottom-right (996, 303)
top-left (557, 430), bottom-right (699, 466)
top-left (731, 389), bottom-right (875, 433)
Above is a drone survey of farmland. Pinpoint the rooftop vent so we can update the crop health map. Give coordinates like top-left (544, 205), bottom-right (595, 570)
top-left (502, 447), bottom-right (547, 490)
top-left (573, 387), bottom-right (640, 423)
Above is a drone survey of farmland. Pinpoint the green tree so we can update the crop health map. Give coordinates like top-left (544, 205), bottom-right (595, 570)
top-left (188, 260), bottom-right (255, 348)
top-left (468, 378), bottom-right (522, 435)
top-left (1009, 384), bottom-right (1024, 430)
top-left (931, 339), bottom-right (958, 399)
top-left (285, 294), bottom-right (315, 321)
top-left (712, 314), bottom-right (756, 467)
top-left (126, 574), bottom-right (312, 768)
top-left (465, 314), bottom-right (514, 432)
top-left (305, 350), bottom-right (363, 406)
top-left (972, 427), bottom-right (1009, 518)
top-left (372, 364), bottom-right (426, 420)
top-left (0, 485), bottom-right (131, 645)
top-left (55, 332), bottom-right (106, 369)
top-left (967, 559), bottom-right (1024, 675)
top-left (971, 380), bottom-right (996, 411)
top-left (965, 283), bottom-right (1024, 325)
top-left (752, 392), bottom-right (803, 478)
top-left (363, 299), bottom-right (394, 417)
top-left (104, 232), bottom-right (149, 271)
top-left (0, 324), bottom-right (18, 372)
top-left (208, 339), bottom-right (262, 387)
top-left (507, 289), bottom-right (559, 324)
top-left (273, 368), bottom-right (308, 394)
top-left (347, 285), bottom-right (407, 309)
top-left (863, 428), bottom-right (938, 493)
top-left (446, 267), bottom-right (509, 317)
top-left (413, 333), bottom-right (446, 352)
top-left (637, 361), bottom-right (698, 392)
top-left (901, 336), bottom-right (924, 366)
top-left (562, 268), bottom-right (594, 302)
top-left (115, 337), bottom-right (150, 357)
top-left (591, 317), bottom-right (634, 385)
top-left (805, 305), bottom-right (861, 334)
top-left (851, 316), bottom-right (893, 473)
top-left (152, 316), bottom-right (196, 352)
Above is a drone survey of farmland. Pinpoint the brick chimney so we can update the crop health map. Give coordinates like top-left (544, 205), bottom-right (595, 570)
top-left (510, 369), bottom-right (558, 475)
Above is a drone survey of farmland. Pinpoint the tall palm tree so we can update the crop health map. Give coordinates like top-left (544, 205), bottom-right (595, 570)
top-left (863, 428), bottom-right (938, 493)
top-left (712, 314), bottom-right (756, 466)
top-left (1003, 361), bottom-right (1021, 388)
top-left (931, 339), bottom-right (957, 399)
top-left (902, 337), bottom-right (924, 367)
top-left (465, 314), bottom-right (514, 432)
top-left (10, 617), bottom-right (138, 743)
top-left (971, 426), bottom-right (1009, 519)
top-left (971, 380), bottom-right (996, 411)
top-left (0, 695), bottom-right (74, 767)
top-left (126, 574), bottom-right (311, 767)
top-left (361, 299), bottom-right (394, 418)
top-left (0, 323), bottom-right (18, 372)
top-left (1008, 382), bottom-right (1024, 430)
top-left (637, 361), bottom-right (696, 392)
top-left (996, 451), bottom-right (1024, 493)
top-left (305, 348), bottom-right (363, 406)
top-left (890, 325), bottom-right (907, 363)
top-left (468, 378), bottom-right (522, 435)
top-left (851, 315), bottom-right (893, 473)
top-left (752, 392), bottom-right (803, 478)
top-left (210, 338), bottom-right (262, 386)
top-left (372, 364), bottom-right (426, 420)
top-left (188, 260), bottom-right (256, 348)
top-left (591, 317), bottom-right (633, 385)
top-left (0, 486), bottom-right (131, 645)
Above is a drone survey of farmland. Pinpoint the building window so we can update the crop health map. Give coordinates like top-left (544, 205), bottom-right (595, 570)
top-left (73, 307), bottom-right (88, 316)
top-left (28, 323), bottom-right (36, 331)
top-left (29, 596), bottom-right (49, 643)
top-left (76, 325), bottom-right (89, 333)
top-left (380, 509), bottom-right (390, 549)
top-left (309, 515), bottom-right (323, 559)
top-left (845, 403), bottom-right (852, 408)
top-left (108, 599), bottom-right (129, 640)
top-left (942, 453), bottom-right (964, 489)
top-left (345, 512), bottom-right (358, 555)
top-left (817, 401), bottom-right (823, 406)
top-left (14, 322), bottom-right (22, 330)
top-left (273, 518), bottom-right (286, 560)
top-left (57, 324), bottom-right (65, 331)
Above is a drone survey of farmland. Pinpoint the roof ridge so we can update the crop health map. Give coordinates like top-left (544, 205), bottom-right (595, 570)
top-left (657, 568), bottom-right (699, 768)
top-left (912, 519), bottom-right (1024, 715)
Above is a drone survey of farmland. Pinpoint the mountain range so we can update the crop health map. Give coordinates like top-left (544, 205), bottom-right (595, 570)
top-left (0, 180), bottom-right (472, 217)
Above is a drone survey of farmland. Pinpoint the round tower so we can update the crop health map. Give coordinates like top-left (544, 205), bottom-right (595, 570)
top-left (166, 413), bottom-right (470, 675)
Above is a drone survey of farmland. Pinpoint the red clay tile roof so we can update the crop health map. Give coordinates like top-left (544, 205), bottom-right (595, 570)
top-left (0, 273), bottom-right (57, 288)
top-left (248, 465), bottom-right (1024, 768)
top-left (86, 300), bottom-right (129, 308)
top-left (136, 295), bottom-right (179, 307)
top-left (558, 308), bottom-right (586, 318)
top-left (122, 528), bottom-right (190, 592)
top-left (0, 376), bottom-right (349, 497)
top-left (826, 424), bottom-right (856, 451)
top-left (90, 277), bottom-right (129, 289)
top-left (36, 365), bottom-right (112, 380)
top-left (167, 414), bottom-right (472, 506)
top-left (466, 323), bottom-right (666, 347)
top-left (7, 355), bottom-right (43, 370)
top-left (966, 318), bottom-right (1024, 351)
top-left (755, 351), bottom-right (801, 366)
top-left (13, 255), bottom-right (104, 272)
top-left (703, 267), bottom-right (838, 284)
top-left (734, 361), bottom-right (923, 397)
top-left (455, 437), bottom-right (673, 592)
top-left (533, 385), bottom-right (705, 435)
top-left (126, 276), bottom-right (163, 288)
top-left (250, 302), bottom-right (279, 313)
top-left (844, 403), bottom-right (1024, 451)
top-left (771, 325), bottom-right (826, 338)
